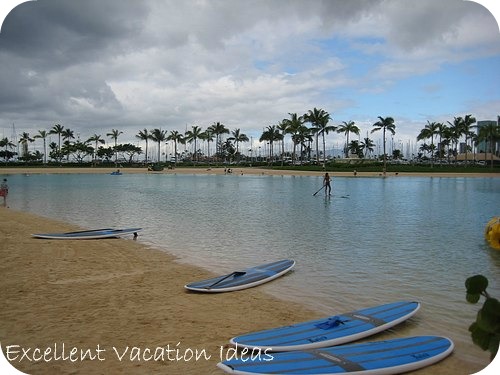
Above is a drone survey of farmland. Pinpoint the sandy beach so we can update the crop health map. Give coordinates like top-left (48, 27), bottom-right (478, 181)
top-left (0, 167), bottom-right (497, 374)
top-left (0, 166), bottom-right (499, 178)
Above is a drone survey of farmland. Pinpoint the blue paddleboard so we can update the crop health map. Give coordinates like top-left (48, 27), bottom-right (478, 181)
top-left (32, 228), bottom-right (142, 239)
top-left (217, 336), bottom-right (454, 375)
top-left (185, 259), bottom-right (295, 293)
top-left (230, 301), bottom-right (419, 351)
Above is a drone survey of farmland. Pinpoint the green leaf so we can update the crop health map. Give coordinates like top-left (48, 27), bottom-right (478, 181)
top-left (488, 339), bottom-right (499, 361)
top-left (470, 324), bottom-right (492, 351)
top-left (483, 298), bottom-right (500, 317)
top-left (477, 308), bottom-right (497, 333)
top-left (465, 275), bottom-right (488, 294)
top-left (466, 292), bottom-right (481, 304)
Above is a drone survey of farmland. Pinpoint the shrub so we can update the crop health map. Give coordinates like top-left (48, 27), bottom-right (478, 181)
top-left (465, 275), bottom-right (500, 361)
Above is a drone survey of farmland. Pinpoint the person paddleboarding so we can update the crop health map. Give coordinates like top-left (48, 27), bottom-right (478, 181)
top-left (323, 172), bottom-right (332, 196)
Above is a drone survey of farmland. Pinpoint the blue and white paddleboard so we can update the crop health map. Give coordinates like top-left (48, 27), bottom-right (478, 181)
top-left (32, 228), bottom-right (142, 240)
top-left (230, 301), bottom-right (420, 351)
top-left (185, 259), bottom-right (295, 293)
top-left (218, 336), bottom-right (454, 375)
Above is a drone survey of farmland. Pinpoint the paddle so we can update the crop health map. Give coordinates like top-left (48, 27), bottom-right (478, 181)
top-left (313, 185), bottom-right (325, 196)
top-left (207, 271), bottom-right (246, 289)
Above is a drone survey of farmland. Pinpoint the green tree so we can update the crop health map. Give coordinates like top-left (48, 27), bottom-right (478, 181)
top-left (167, 130), bottom-right (184, 166)
top-left (260, 125), bottom-right (282, 164)
top-left (49, 124), bottom-right (64, 156)
top-left (69, 140), bottom-right (94, 163)
top-left (447, 117), bottom-right (463, 164)
top-left (115, 143), bottom-right (143, 163)
top-left (136, 129), bottom-right (151, 163)
top-left (337, 121), bottom-right (360, 158)
top-left (277, 120), bottom-right (290, 166)
top-left (87, 134), bottom-right (105, 164)
top-left (360, 136), bottom-right (375, 158)
top-left (304, 108), bottom-right (334, 168)
top-left (184, 125), bottom-right (203, 162)
top-left (465, 275), bottom-right (499, 361)
top-left (209, 122), bottom-right (229, 162)
top-left (0, 137), bottom-right (16, 162)
top-left (228, 128), bottom-right (249, 161)
top-left (371, 116), bottom-right (396, 173)
top-left (461, 114), bottom-right (476, 166)
top-left (200, 129), bottom-right (214, 164)
top-left (61, 128), bottom-right (75, 161)
top-left (106, 129), bottom-right (123, 162)
top-left (282, 113), bottom-right (305, 163)
top-left (34, 130), bottom-right (49, 164)
top-left (348, 140), bottom-right (363, 158)
top-left (18, 132), bottom-right (34, 160)
top-left (476, 122), bottom-right (500, 169)
top-left (150, 128), bottom-right (167, 163)
top-left (417, 121), bottom-right (439, 168)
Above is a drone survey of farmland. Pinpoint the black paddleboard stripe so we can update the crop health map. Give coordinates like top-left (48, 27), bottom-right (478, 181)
top-left (310, 349), bottom-right (366, 372)
top-left (342, 312), bottom-right (387, 327)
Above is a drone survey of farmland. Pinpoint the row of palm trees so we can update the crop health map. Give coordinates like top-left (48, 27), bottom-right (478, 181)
top-left (1, 109), bottom-right (498, 168)
top-left (416, 115), bottom-right (500, 167)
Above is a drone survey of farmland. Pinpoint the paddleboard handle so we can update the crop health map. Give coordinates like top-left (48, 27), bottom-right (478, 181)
top-left (315, 316), bottom-right (347, 330)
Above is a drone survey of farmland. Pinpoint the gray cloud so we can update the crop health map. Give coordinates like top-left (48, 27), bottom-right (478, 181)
top-left (0, 0), bottom-right (498, 144)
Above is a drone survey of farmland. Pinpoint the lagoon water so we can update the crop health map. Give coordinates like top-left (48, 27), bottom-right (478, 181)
top-left (4, 171), bottom-right (500, 368)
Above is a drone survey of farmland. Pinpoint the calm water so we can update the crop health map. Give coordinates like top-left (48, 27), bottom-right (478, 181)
top-left (3, 172), bottom-right (500, 368)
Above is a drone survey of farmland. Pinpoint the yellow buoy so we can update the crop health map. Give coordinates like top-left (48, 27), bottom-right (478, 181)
top-left (485, 217), bottom-right (500, 250)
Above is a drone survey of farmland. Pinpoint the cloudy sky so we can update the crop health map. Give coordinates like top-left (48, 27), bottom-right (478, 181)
top-left (0, 0), bottom-right (499, 153)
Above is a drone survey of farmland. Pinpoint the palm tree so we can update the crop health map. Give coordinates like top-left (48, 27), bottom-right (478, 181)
top-left (461, 114), bottom-right (476, 166)
top-left (477, 122), bottom-right (500, 169)
top-left (282, 113), bottom-right (304, 163)
top-left (150, 128), bottom-right (167, 163)
top-left (417, 121), bottom-right (439, 168)
top-left (277, 120), bottom-right (290, 165)
top-left (34, 130), bottom-right (49, 164)
top-left (447, 117), bottom-right (463, 163)
top-left (291, 125), bottom-right (312, 164)
top-left (167, 130), bottom-right (184, 166)
top-left (61, 128), bottom-right (75, 161)
top-left (200, 129), bottom-right (214, 163)
top-left (106, 129), bottom-right (123, 162)
top-left (304, 108), bottom-right (333, 167)
top-left (337, 121), bottom-right (360, 158)
top-left (360, 135), bottom-right (375, 158)
top-left (228, 128), bottom-right (249, 162)
top-left (209, 122), bottom-right (229, 162)
top-left (0, 137), bottom-right (16, 162)
top-left (259, 125), bottom-right (282, 164)
top-left (371, 116), bottom-right (396, 174)
top-left (184, 125), bottom-right (203, 162)
top-left (317, 116), bottom-right (336, 168)
top-left (435, 122), bottom-right (447, 164)
top-left (49, 124), bottom-right (64, 155)
top-left (87, 134), bottom-right (105, 163)
top-left (136, 129), bottom-right (151, 163)
top-left (18, 132), bottom-right (34, 159)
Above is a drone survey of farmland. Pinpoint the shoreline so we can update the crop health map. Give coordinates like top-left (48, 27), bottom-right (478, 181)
top-left (0, 208), bottom-right (491, 374)
top-left (1, 166), bottom-right (499, 178)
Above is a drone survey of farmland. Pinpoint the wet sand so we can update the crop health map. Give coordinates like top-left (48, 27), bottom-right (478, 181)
top-left (0, 166), bottom-right (499, 178)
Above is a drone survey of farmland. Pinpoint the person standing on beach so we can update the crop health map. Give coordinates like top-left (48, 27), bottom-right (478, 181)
top-left (0, 178), bottom-right (8, 207)
top-left (323, 173), bottom-right (332, 196)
